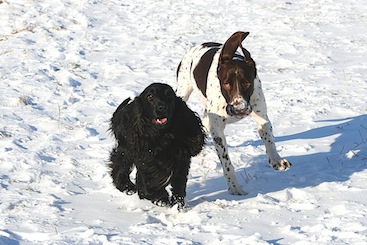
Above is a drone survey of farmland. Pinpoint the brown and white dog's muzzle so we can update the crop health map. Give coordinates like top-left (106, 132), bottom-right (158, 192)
top-left (226, 96), bottom-right (252, 117)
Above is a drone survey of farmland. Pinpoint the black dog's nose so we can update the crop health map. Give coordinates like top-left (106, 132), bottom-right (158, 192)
top-left (157, 104), bottom-right (167, 112)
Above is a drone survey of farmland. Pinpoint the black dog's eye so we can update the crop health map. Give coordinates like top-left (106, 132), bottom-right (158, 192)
top-left (147, 94), bottom-right (153, 101)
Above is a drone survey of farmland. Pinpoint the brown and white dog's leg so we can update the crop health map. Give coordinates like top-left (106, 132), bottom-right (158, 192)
top-left (208, 113), bottom-right (246, 195)
top-left (250, 77), bottom-right (292, 171)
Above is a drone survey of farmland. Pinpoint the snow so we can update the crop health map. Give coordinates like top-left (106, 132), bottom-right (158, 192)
top-left (0, 0), bottom-right (366, 244)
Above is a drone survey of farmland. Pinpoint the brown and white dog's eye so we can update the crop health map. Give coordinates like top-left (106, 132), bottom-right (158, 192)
top-left (223, 82), bottom-right (231, 90)
top-left (147, 94), bottom-right (154, 101)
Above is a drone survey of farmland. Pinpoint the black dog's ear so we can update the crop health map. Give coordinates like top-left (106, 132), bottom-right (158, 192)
top-left (110, 98), bottom-right (131, 139)
top-left (112, 98), bottom-right (131, 120)
top-left (110, 97), bottom-right (143, 141)
top-left (174, 97), bottom-right (206, 156)
top-left (220, 31), bottom-right (249, 63)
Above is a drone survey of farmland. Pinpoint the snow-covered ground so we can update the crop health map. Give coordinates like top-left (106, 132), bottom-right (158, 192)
top-left (1, 0), bottom-right (366, 244)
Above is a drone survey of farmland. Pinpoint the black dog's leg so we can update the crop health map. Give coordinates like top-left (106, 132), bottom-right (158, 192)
top-left (170, 159), bottom-right (190, 210)
top-left (136, 171), bottom-right (170, 206)
top-left (109, 146), bottom-right (136, 195)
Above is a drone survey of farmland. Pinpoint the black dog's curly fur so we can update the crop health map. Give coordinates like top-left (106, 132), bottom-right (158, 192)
top-left (109, 83), bottom-right (205, 209)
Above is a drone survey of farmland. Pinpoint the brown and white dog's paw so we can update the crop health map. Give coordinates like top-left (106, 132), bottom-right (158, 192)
top-left (228, 185), bottom-right (248, 196)
top-left (270, 159), bottom-right (292, 171)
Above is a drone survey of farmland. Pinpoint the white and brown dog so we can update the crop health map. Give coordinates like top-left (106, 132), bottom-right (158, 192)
top-left (176, 31), bottom-right (291, 195)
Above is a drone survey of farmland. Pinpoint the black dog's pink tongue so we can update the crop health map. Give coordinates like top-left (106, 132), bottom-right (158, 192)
top-left (155, 118), bottom-right (168, 124)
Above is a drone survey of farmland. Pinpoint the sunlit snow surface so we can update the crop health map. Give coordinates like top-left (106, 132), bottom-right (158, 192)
top-left (0, 0), bottom-right (366, 244)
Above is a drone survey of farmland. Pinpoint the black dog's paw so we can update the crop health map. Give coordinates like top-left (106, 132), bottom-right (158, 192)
top-left (115, 182), bottom-right (136, 195)
top-left (139, 191), bottom-right (170, 207)
top-left (125, 188), bottom-right (137, 195)
top-left (151, 196), bottom-right (170, 207)
top-left (170, 195), bottom-right (185, 211)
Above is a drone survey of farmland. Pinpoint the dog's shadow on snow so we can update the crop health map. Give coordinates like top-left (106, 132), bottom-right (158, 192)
top-left (187, 114), bottom-right (367, 206)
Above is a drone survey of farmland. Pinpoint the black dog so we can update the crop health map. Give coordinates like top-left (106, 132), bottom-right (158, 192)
top-left (109, 83), bottom-right (205, 209)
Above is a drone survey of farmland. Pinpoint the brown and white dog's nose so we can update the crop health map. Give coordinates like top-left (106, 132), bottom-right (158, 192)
top-left (232, 97), bottom-right (247, 110)
top-left (226, 96), bottom-right (252, 116)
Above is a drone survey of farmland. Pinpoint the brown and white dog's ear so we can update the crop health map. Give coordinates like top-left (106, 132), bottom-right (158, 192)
top-left (219, 31), bottom-right (252, 64)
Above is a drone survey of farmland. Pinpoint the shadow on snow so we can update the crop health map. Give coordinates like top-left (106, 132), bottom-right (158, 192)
top-left (187, 114), bottom-right (367, 204)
